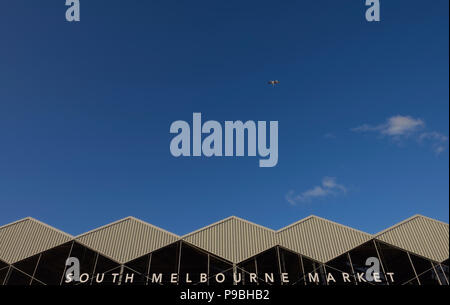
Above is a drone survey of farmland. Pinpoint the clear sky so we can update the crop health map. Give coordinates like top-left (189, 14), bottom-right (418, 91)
top-left (0, 0), bottom-right (448, 236)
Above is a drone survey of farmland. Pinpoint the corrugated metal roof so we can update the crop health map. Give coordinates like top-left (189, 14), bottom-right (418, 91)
top-left (0, 217), bottom-right (73, 264)
top-left (277, 216), bottom-right (372, 263)
top-left (182, 216), bottom-right (278, 263)
top-left (1, 215), bottom-right (448, 265)
top-left (375, 215), bottom-right (449, 263)
top-left (75, 217), bottom-right (179, 263)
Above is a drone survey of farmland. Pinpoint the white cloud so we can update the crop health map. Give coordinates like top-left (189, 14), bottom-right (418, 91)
top-left (322, 176), bottom-right (347, 191)
top-left (382, 116), bottom-right (425, 136)
top-left (352, 115), bottom-right (448, 154)
top-left (418, 132), bottom-right (449, 143)
top-left (351, 115), bottom-right (424, 137)
top-left (418, 132), bottom-right (449, 155)
top-left (286, 177), bottom-right (347, 205)
top-left (351, 124), bottom-right (377, 133)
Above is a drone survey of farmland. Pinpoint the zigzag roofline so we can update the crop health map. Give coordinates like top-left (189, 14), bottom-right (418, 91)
top-left (2, 214), bottom-right (447, 239)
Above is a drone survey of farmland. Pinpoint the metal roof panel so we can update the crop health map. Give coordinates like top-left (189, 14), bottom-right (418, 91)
top-left (75, 217), bottom-right (179, 263)
top-left (278, 216), bottom-right (372, 262)
top-left (0, 218), bottom-right (73, 264)
top-left (375, 215), bottom-right (449, 262)
top-left (183, 216), bottom-right (278, 263)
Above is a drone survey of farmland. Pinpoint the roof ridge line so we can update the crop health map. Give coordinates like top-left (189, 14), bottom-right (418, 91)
top-left (75, 216), bottom-right (181, 239)
top-left (75, 217), bottom-right (131, 239)
top-left (276, 215), bottom-right (372, 236)
top-left (0, 217), bottom-right (73, 239)
top-left (276, 215), bottom-right (317, 233)
top-left (181, 216), bottom-right (236, 238)
top-left (0, 217), bottom-right (31, 230)
top-left (230, 216), bottom-right (277, 233)
top-left (26, 217), bottom-right (74, 239)
top-left (374, 214), bottom-right (421, 237)
top-left (412, 214), bottom-right (449, 227)
top-left (182, 216), bottom-right (277, 239)
top-left (375, 214), bottom-right (449, 237)
top-left (311, 215), bottom-right (373, 236)
top-left (125, 216), bottom-right (180, 238)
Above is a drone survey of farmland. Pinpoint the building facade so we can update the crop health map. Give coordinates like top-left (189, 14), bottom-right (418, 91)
top-left (0, 215), bottom-right (448, 286)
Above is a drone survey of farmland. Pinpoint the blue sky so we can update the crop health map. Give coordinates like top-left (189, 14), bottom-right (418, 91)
top-left (0, 0), bottom-right (448, 236)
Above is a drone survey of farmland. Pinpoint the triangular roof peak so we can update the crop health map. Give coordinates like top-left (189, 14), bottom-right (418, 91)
top-left (75, 216), bottom-right (179, 263)
top-left (182, 216), bottom-right (277, 263)
top-left (0, 217), bottom-right (73, 264)
top-left (75, 216), bottom-right (179, 239)
top-left (375, 214), bottom-right (448, 236)
top-left (182, 215), bottom-right (275, 239)
top-left (278, 215), bottom-right (372, 236)
top-left (375, 214), bottom-right (449, 262)
top-left (277, 215), bottom-right (372, 262)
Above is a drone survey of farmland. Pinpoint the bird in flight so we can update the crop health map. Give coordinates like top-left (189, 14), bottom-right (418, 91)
top-left (268, 80), bottom-right (280, 87)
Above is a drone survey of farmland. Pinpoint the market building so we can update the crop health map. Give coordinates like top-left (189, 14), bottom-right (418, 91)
top-left (0, 215), bottom-right (448, 285)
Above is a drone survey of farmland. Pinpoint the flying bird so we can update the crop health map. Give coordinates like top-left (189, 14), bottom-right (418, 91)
top-left (268, 80), bottom-right (280, 87)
